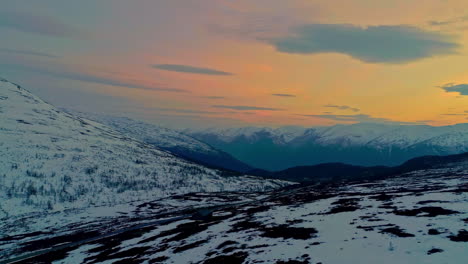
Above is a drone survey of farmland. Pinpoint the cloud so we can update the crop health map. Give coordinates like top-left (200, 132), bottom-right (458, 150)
top-left (272, 93), bottom-right (296, 97)
top-left (301, 114), bottom-right (421, 125)
top-left (201, 96), bottom-right (225, 99)
top-left (440, 83), bottom-right (468, 96)
top-left (212, 105), bottom-right (284, 111)
top-left (152, 64), bottom-right (233, 76)
top-left (428, 15), bottom-right (468, 27)
top-left (441, 113), bottom-right (468, 116)
top-left (324, 104), bottom-right (360, 112)
top-left (1, 62), bottom-right (187, 93)
top-left (0, 10), bottom-right (79, 37)
top-left (268, 24), bottom-right (459, 64)
top-left (429, 20), bottom-right (454, 26)
top-left (150, 107), bottom-right (217, 115)
top-left (0, 48), bottom-right (59, 58)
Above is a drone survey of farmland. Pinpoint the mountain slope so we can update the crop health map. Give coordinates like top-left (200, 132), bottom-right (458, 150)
top-left (65, 112), bottom-right (253, 172)
top-left (6, 154), bottom-right (467, 264)
top-left (188, 123), bottom-right (468, 170)
top-left (0, 78), bottom-right (289, 218)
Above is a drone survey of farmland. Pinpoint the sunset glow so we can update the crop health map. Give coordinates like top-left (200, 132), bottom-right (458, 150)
top-left (2, 0), bottom-right (468, 128)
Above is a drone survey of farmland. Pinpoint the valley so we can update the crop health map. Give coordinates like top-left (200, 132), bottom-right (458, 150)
top-left (188, 124), bottom-right (468, 171)
top-left (0, 78), bottom-right (466, 264)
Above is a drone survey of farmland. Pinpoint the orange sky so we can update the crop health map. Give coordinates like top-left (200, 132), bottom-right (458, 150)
top-left (1, 0), bottom-right (468, 128)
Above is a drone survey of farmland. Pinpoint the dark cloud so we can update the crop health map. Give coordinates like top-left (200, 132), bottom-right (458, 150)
top-left (272, 93), bottom-right (296, 97)
top-left (301, 114), bottom-right (421, 125)
top-left (212, 105), bottom-right (284, 111)
top-left (324, 104), bottom-right (360, 112)
top-left (0, 48), bottom-right (60, 58)
top-left (268, 24), bottom-right (459, 64)
top-left (0, 11), bottom-right (79, 37)
top-left (1, 62), bottom-right (187, 93)
top-left (440, 83), bottom-right (468, 95)
top-left (152, 64), bottom-right (233, 76)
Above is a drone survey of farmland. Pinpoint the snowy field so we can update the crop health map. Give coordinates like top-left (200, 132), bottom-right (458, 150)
top-left (2, 167), bottom-right (466, 264)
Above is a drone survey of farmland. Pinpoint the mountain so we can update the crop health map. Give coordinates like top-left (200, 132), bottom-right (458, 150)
top-left (64, 111), bottom-right (253, 172)
top-left (249, 163), bottom-right (389, 183)
top-left (0, 78), bottom-right (289, 218)
top-left (187, 123), bottom-right (468, 171)
top-left (250, 152), bottom-right (468, 183)
top-left (4, 149), bottom-right (466, 263)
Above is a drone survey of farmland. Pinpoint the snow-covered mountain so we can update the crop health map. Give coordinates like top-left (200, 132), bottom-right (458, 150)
top-left (187, 123), bottom-right (468, 170)
top-left (64, 111), bottom-right (253, 172)
top-left (188, 126), bottom-right (306, 145)
top-left (0, 78), bottom-right (289, 218)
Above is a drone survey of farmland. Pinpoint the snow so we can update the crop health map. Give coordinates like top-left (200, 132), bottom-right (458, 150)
top-left (64, 111), bottom-right (218, 154)
top-left (64, 110), bottom-right (254, 172)
top-left (15, 165), bottom-right (465, 264)
top-left (188, 123), bottom-right (468, 170)
top-left (188, 122), bottom-right (468, 149)
top-left (0, 191), bottom-right (268, 260)
top-left (188, 127), bottom-right (277, 142)
top-left (1, 77), bottom-right (466, 263)
top-left (0, 78), bottom-right (291, 219)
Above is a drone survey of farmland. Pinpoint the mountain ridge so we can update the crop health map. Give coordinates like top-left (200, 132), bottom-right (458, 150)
top-left (0, 78), bottom-right (289, 218)
top-left (63, 111), bottom-right (254, 173)
top-left (187, 123), bottom-right (468, 170)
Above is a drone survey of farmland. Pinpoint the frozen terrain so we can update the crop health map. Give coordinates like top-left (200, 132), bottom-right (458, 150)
top-left (0, 78), bottom-right (288, 219)
top-left (0, 78), bottom-right (466, 264)
top-left (1, 161), bottom-right (466, 263)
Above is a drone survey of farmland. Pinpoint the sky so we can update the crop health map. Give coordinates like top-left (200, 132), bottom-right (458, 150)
top-left (1, 0), bottom-right (468, 129)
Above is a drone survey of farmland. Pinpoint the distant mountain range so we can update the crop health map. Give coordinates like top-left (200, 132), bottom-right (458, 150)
top-left (65, 111), bottom-right (253, 173)
top-left (0, 78), bottom-right (288, 218)
top-left (187, 124), bottom-right (468, 171)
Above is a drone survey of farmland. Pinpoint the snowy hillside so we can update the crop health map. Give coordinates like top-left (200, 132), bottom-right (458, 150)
top-left (3, 158), bottom-right (466, 263)
top-left (188, 123), bottom-right (468, 170)
top-left (0, 78), bottom-right (289, 218)
top-left (64, 111), bottom-right (253, 172)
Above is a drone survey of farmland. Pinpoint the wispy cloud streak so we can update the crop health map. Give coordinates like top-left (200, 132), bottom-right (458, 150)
top-left (0, 11), bottom-right (79, 37)
top-left (153, 64), bottom-right (233, 76)
top-left (213, 105), bottom-right (284, 111)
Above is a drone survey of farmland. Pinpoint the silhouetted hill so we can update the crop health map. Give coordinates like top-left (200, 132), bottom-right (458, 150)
top-left (249, 152), bottom-right (468, 183)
